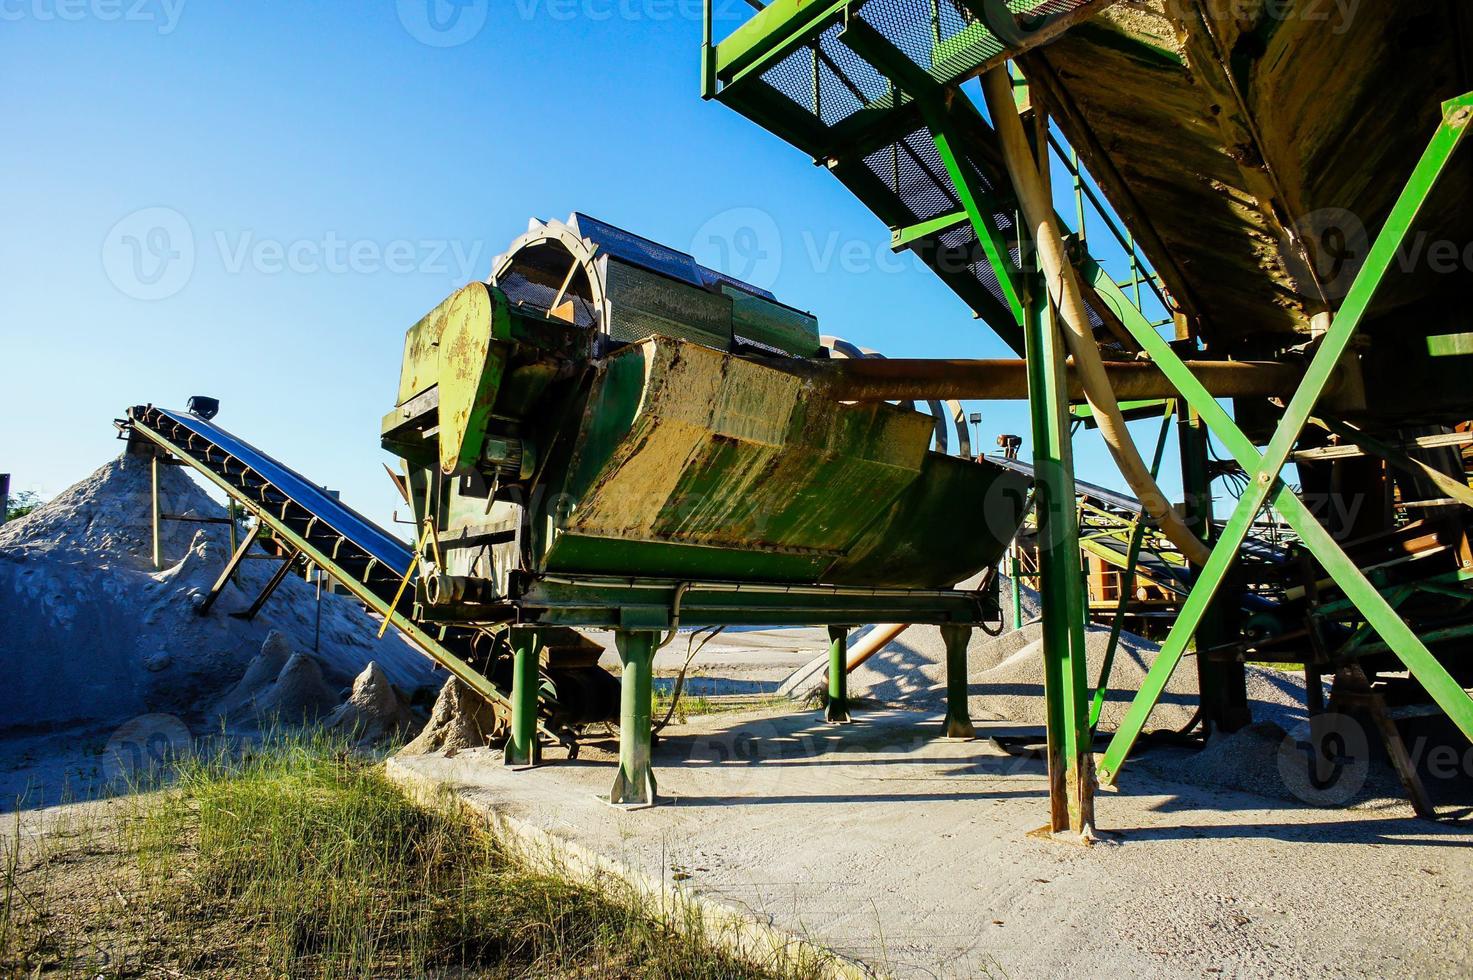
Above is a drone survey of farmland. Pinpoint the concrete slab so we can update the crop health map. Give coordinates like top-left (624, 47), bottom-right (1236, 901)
top-left (389, 706), bottom-right (1473, 979)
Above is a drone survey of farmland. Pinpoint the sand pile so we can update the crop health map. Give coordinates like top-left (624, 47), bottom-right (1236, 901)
top-left (327, 662), bottom-right (417, 744)
top-left (400, 677), bottom-right (501, 756)
top-left (0, 453), bottom-right (439, 738)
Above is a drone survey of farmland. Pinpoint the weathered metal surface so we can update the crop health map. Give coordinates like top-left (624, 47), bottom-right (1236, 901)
top-left (1026, 0), bottom-right (1473, 352)
top-left (789, 354), bottom-right (1312, 402)
top-left (546, 336), bottom-right (1028, 587)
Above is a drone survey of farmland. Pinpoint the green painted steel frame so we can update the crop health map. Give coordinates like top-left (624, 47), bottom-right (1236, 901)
top-left (836, 14), bottom-right (1094, 830)
top-left (1096, 94), bottom-right (1473, 783)
top-left (826, 626), bottom-right (852, 723)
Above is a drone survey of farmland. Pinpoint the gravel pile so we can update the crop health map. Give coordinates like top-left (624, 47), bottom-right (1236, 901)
top-left (0, 453), bottom-right (439, 740)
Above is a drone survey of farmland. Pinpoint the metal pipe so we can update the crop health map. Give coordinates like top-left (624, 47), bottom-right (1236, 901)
top-left (980, 67), bottom-right (1211, 567)
top-left (794, 356), bottom-right (1309, 403)
top-left (844, 622), bottom-right (911, 672)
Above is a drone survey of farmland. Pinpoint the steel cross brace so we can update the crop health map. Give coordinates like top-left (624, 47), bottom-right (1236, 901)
top-left (1095, 94), bottom-right (1473, 783)
top-left (196, 521), bottom-right (262, 617)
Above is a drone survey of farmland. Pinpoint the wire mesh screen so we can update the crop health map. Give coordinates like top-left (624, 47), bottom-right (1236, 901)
top-left (854, 0), bottom-right (1100, 85)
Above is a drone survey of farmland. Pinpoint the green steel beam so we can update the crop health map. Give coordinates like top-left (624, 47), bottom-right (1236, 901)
top-left (942, 623), bottom-right (976, 739)
top-left (892, 210), bottom-right (968, 250)
top-left (713, 0), bottom-right (849, 85)
top-left (611, 630), bottom-right (659, 806)
top-left (1024, 281), bottom-right (1094, 833)
top-left (826, 625), bottom-right (852, 723)
top-left (930, 123), bottom-right (1029, 330)
top-left (504, 628), bottom-right (541, 768)
top-left (1096, 95), bottom-right (1473, 782)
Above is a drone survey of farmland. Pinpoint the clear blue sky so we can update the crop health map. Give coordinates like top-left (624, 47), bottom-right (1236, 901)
top-left (2, 0), bottom-right (1192, 530)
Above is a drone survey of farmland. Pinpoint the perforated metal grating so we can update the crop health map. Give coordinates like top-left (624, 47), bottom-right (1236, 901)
top-left (854, 0), bottom-right (1100, 85)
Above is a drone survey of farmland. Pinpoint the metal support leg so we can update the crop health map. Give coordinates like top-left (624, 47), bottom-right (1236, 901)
top-left (228, 547), bottom-right (301, 621)
top-left (1026, 283), bottom-right (1095, 837)
top-left (1179, 398), bottom-right (1251, 733)
top-left (196, 523), bottom-right (262, 616)
top-left (1097, 96), bottom-right (1473, 783)
top-left (826, 626), bottom-right (851, 724)
top-left (611, 630), bottom-right (658, 806)
top-left (226, 499), bottom-right (240, 584)
top-left (942, 624), bottom-right (975, 740)
top-left (504, 627), bottom-right (541, 768)
top-left (150, 454), bottom-right (162, 571)
top-left (1010, 546), bottom-right (1024, 630)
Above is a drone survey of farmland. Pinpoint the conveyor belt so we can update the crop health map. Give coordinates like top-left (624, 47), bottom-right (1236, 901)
top-left (120, 404), bottom-right (564, 737)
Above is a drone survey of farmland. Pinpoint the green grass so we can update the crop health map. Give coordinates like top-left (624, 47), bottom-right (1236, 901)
top-left (3, 730), bottom-right (821, 979)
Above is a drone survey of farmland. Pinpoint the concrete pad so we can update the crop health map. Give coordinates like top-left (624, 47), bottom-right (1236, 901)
top-left (389, 706), bottom-right (1473, 979)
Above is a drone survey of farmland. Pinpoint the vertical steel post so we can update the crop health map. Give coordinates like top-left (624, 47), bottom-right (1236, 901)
top-left (505, 627), bottom-right (541, 768)
top-left (1178, 395), bottom-right (1251, 732)
top-left (1025, 279), bottom-right (1095, 835)
top-left (611, 630), bottom-right (659, 805)
top-left (226, 499), bottom-right (239, 584)
top-left (941, 624), bottom-right (976, 739)
top-left (826, 625), bottom-right (851, 723)
top-left (150, 454), bottom-right (162, 571)
top-left (1010, 546), bottom-right (1024, 630)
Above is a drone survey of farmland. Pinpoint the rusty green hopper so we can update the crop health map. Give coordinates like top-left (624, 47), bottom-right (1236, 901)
top-left (382, 214), bottom-right (1029, 628)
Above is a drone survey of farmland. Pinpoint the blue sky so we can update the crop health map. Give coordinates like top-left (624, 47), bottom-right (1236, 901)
top-left (2, 0), bottom-right (1193, 530)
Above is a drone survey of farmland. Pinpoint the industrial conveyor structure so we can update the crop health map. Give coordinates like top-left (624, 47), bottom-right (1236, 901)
top-left (124, 213), bottom-right (1054, 806)
top-left (119, 404), bottom-right (620, 748)
top-left (701, 0), bottom-right (1473, 832)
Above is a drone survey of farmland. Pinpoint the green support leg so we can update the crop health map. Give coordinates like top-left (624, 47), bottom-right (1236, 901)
top-left (1097, 95), bottom-right (1473, 783)
top-left (826, 626), bottom-right (851, 724)
top-left (1010, 546), bottom-right (1024, 631)
top-left (611, 630), bottom-right (659, 806)
top-left (1025, 284), bottom-right (1096, 836)
top-left (503, 628), bottom-right (541, 768)
top-left (941, 624), bottom-right (976, 740)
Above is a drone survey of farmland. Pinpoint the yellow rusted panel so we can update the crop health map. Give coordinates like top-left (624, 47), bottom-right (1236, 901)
top-left (566, 338), bottom-right (932, 555)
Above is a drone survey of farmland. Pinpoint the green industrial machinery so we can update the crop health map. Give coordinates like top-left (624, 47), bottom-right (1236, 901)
top-left (380, 213), bottom-right (1033, 803)
top-left (700, 0), bottom-right (1473, 832)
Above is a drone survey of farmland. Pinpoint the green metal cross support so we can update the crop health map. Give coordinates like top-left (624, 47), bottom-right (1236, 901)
top-left (826, 625), bottom-right (852, 724)
top-left (503, 628), bottom-right (542, 768)
top-left (611, 630), bottom-right (659, 806)
top-left (941, 623), bottom-right (976, 739)
top-left (1095, 94), bottom-right (1473, 784)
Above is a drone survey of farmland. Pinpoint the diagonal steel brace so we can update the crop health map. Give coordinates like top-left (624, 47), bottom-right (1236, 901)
top-left (1096, 94), bottom-right (1473, 783)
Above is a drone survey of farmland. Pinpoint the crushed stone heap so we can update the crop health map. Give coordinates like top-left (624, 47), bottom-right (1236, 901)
top-left (0, 453), bottom-right (439, 738)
